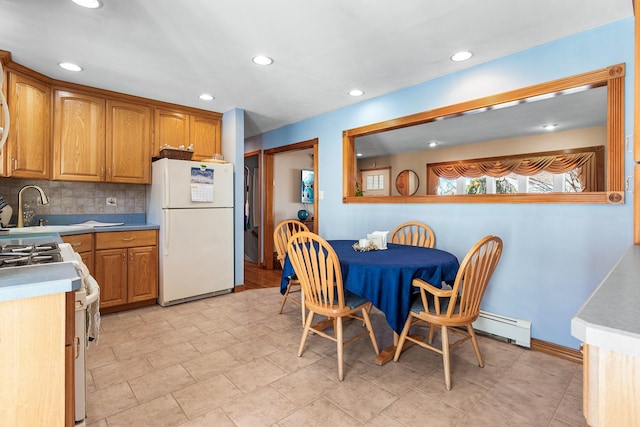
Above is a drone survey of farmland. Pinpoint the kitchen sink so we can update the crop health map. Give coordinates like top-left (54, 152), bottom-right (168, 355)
top-left (7, 225), bottom-right (94, 234)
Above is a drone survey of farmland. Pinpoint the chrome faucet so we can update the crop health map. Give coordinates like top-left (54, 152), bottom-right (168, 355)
top-left (17, 185), bottom-right (49, 228)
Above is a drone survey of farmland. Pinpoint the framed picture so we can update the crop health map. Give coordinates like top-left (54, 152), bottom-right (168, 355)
top-left (301, 169), bottom-right (314, 203)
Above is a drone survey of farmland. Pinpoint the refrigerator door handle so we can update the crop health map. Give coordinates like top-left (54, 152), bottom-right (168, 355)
top-left (164, 209), bottom-right (170, 257)
top-left (164, 165), bottom-right (170, 206)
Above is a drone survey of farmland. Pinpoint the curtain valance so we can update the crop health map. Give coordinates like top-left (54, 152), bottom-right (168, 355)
top-left (430, 151), bottom-right (596, 179)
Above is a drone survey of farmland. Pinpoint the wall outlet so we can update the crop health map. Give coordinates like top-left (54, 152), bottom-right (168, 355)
top-left (106, 197), bottom-right (117, 206)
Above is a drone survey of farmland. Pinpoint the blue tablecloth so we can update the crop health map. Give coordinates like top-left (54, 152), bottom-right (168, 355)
top-left (281, 240), bottom-right (460, 333)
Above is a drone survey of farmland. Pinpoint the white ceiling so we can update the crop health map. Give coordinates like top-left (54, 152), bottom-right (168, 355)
top-left (0, 0), bottom-right (632, 138)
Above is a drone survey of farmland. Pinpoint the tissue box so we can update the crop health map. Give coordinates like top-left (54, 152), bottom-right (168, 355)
top-left (367, 231), bottom-right (389, 249)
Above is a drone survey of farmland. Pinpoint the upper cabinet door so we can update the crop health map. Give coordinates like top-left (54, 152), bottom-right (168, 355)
top-left (190, 114), bottom-right (221, 160)
top-left (4, 71), bottom-right (51, 179)
top-left (153, 109), bottom-right (188, 157)
top-left (107, 100), bottom-right (151, 184)
top-left (53, 90), bottom-right (106, 182)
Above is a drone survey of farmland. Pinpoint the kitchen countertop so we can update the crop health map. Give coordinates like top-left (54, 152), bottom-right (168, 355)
top-left (59, 223), bottom-right (159, 235)
top-left (0, 222), bottom-right (159, 302)
top-left (0, 234), bottom-right (81, 302)
top-left (571, 245), bottom-right (640, 357)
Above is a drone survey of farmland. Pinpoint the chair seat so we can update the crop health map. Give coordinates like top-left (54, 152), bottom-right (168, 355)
top-left (343, 290), bottom-right (368, 309)
top-left (409, 293), bottom-right (459, 316)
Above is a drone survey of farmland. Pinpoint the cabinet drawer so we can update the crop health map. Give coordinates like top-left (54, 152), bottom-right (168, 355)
top-left (61, 233), bottom-right (94, 253)
top-left (96, 230), bottom-right (157, 249)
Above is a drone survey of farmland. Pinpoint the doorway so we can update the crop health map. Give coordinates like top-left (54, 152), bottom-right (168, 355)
top-left (243, 150), bottom-right (261, 265)
top-left (264, 138), bottom-right (319, 269)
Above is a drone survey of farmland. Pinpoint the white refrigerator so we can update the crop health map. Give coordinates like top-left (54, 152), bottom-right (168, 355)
top-left (147, 158), bottom-right (234, 306)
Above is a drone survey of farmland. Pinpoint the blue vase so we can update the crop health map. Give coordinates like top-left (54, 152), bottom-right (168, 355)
top-left (297, 209), bottom-right (309, 220)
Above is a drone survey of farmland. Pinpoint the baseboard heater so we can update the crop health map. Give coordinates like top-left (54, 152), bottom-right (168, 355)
top-left (472, 310), bottom-right (531, 348)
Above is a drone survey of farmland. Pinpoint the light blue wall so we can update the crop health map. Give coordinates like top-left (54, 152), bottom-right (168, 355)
top-left (222, 108), bottom-right (245, 288)
top-left (245, 18), bottom-right (635, 349)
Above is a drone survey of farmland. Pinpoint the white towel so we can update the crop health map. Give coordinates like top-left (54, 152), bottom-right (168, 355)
top-left (73, 252), bottom-right (101, 347)
top-left (84, 275), bottom-right (101, 347)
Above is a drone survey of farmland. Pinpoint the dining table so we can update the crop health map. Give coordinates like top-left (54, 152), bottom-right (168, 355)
top-left (280, 239), bottom-right (460, 364)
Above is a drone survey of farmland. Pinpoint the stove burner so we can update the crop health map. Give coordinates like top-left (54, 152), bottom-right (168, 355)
top-left (0, 242), bottom-right (62, 268)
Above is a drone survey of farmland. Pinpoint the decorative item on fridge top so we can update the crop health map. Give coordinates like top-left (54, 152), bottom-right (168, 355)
top-left (158, 144), bottom-right (193, 160)
top-left (301, 169), bottom-right (314, 203)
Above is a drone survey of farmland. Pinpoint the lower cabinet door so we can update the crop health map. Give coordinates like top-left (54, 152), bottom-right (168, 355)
top-left (128, 245), bottom-right (158, 303)
top-left (95, 248), bottom-right (128, 307)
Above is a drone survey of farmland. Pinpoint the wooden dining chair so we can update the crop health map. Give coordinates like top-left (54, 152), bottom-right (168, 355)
top-left (393, 235), bottom-right (503, 390)
top-left (390, 221), bottom-right (436, 248)
top-left (274, 220), bottom-right (310, 325)
top-left (287, 231), bottom-right (380, 381)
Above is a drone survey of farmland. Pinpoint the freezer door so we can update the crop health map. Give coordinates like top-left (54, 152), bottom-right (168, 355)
top-left (158, 208), bottom-right (234, 305)
top-left (152, 158), bottom-right (233, 209)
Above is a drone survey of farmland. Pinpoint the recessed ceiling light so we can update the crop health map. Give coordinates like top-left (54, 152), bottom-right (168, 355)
top-left (428, 141), bottom-right (438, 148)
top-left (199, 94), bottom-right (214, 101)
top-left (356, 153), bottom-right (363, 157)
top-left (542, 124), bottom-right (558, 131)
top-left (450, 51), bottom-right (473, 62)
top-left (348, 89), bottom-right (364, 97)
top-left (71, 0), bottom-right (103, 9)
top-left (252, 55), bottom-right (274, 66)
top-left (59, 62), bottom-right (83, 72)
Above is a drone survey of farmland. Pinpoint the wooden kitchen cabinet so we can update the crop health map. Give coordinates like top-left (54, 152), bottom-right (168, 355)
top-left (582, 343), bottom-right (640, 426)
top-left (189, 113), bottom-right (221, 160)
top-left (52, 89), bottom-right (106, 182)
top-left (0, 291), bottom-right (71, 426)
top-left (153, 107), bottom-right (221, 160)
top-left (107, 99), bottom-right (151, 183)
top-left (53, 90), bottom-right (152, 184)
top-left (61, 233), bottom-right (94, 274)
top-left (95, 230), bottom-right (158, 311)
top-left (1, 56), bottom-right (224, 183)
top-left (95, 248), bottom-right (128, 307)
top-left (2, 70), bottom-right (50, 179)
top-left (153, 108), bottom-right (189, 156)
top-left (127, 245), bottom-right (158, 302)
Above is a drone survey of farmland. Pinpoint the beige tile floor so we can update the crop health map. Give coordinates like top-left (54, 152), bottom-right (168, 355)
top-left (86, 288), bottom-right (585, 427)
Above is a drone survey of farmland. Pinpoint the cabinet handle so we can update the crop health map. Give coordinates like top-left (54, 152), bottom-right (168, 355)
top-left (107, 167), bottom-right (111, 180)
top-left (12, 158), bottom-right (17, 171)
top-left (122, 253), bottom-right (126, 264)
top-left (100, 166), bottom-right (105, 179)
top-left (129, 252), bottom-right (133, 263)
top-left (71, 242), bottom-right (82, 247)
top-left (121, 237), bottom-right (134, 241)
